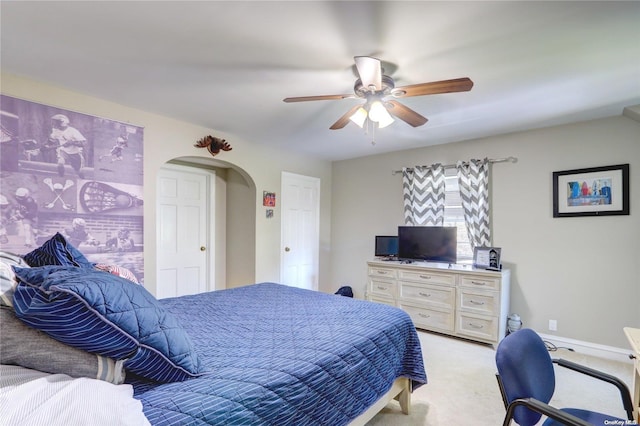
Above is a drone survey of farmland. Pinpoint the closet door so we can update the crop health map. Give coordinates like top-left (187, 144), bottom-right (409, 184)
top-left (157, 164), bottom-right (214, 298)
top-left (280, 172), bottom-right (319, 291)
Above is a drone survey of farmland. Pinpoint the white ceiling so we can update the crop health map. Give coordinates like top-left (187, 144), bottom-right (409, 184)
top-left (2, 1), bottom-right (639, 161)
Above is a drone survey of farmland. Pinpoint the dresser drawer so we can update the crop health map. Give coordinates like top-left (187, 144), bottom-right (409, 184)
top-left (460, 275), bottom-right (500, 291)
top-left (398, 269), bottom-right (456, 286)
top-left (400, 302), bottom-right (454, 332)
top-left (368, 295), bottom-right (396, 307)
top-left (399, 282), bottom-right (455, 310)
top-left (368, 278), bottom-right (396, 299)
top-left (456, 311), bottom-right (498, 342)
top-left (458, 288), bottom-right (499, 316)
top-left (368, 266), bottom-right (397, 280)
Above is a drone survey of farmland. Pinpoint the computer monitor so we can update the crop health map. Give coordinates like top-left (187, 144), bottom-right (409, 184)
top-left (375, 235), bottom-right (398, 258)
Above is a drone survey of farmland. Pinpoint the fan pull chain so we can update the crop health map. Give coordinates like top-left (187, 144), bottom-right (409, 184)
top-left (371, 121), bottom-right (376, 145)
top-left (363, 118), bottom-right (376, 145)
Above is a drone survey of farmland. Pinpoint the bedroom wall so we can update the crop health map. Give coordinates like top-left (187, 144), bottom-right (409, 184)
top-left (4, 73), bottom-right (637, 349)
top-left (330, 112), bottom-right (640, 349)
top-left (1, 73), bottom-right (334, 296)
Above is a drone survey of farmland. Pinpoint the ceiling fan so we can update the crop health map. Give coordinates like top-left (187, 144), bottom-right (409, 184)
top-left (283, 56), bottom-right (473, 130)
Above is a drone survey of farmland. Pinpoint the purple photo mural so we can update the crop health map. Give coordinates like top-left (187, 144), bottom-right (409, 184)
top-left (0, 95), bottom-right (145, 284)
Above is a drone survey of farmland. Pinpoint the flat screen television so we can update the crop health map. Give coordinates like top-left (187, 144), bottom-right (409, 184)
top-left (397, 226), bottom-right (457, 264)
top-left (375, 235), bottom-right (398, 258)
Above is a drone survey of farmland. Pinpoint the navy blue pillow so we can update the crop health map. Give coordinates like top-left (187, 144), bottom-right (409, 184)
top-left (22, 233), bottom-right (93, 268)
top-left (12, 266), bottom-right (204, 382)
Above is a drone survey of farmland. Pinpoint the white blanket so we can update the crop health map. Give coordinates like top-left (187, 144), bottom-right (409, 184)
top-left (0, 365), bottom-right (150, 426)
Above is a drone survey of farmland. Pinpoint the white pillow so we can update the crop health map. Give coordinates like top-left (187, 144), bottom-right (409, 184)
top-left (0, 251), bottom-right (29, 307)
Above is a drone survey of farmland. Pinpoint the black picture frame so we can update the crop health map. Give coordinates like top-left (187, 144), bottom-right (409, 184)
top-left (473, 247), bottom-right (501, 270)
top-left (552, 164), bottom-right (629, 218)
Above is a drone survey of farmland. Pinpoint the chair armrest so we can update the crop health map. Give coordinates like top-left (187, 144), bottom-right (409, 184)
top-left (503, 398), bottom-right (593, 426)
top-left (495, 373), bottom-right (509, 410)
top-left (553, 358), bottom-right (634, 420)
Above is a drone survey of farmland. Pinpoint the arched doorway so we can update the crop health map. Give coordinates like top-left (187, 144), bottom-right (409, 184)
top-left (156, 156), bottom-right (256, 293)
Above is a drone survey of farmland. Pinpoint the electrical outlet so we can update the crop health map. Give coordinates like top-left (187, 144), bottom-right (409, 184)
top-left (549, 319), bottom-right (558, 331)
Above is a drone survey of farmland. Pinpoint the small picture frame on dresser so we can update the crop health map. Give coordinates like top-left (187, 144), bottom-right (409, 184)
top-left (473, 247), bottom-right (502, 271)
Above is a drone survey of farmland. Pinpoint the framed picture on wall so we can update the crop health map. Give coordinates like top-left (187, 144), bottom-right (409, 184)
top-left (552, 164), bottom-right (629, 218)
top-left (473, 247), bottom-right (501, 270)
top-left (263, 191), bottom-right (276, 207)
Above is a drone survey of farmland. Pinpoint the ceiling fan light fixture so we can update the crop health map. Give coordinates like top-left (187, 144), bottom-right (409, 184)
top-left (376, 111), bottom-right (394, 128)
top-left (349, 106), bottom-right (368, 128)
top-left (368, 101), bottom-right (394, 127)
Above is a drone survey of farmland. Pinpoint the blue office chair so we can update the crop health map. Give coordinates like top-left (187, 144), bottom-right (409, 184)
top-left (495, 328), bottom-right (634, 426)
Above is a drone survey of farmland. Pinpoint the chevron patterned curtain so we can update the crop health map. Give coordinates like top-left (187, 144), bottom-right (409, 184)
top-left (456, 158), bottom-right (491, 249)
top-left (402, 164), bottom-right (446, 225)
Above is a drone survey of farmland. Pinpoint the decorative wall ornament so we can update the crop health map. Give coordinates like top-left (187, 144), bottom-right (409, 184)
top-left (194, 135), bottom-right (232, 157)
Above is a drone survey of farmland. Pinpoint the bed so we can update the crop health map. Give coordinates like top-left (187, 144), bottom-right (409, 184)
top-left (130, 283), bottom-right (426, 425)
top-left (0, 235), bottom-right (427, 425)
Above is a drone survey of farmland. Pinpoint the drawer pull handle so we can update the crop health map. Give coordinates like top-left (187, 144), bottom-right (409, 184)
top-left (469, 300), bottom-right (485, 305)
top-left (377, 271), bottom-right (388, 275)
top-left (471, 281), bottom-right (486, 286)
top-left (376, 286), bottom-right (388, 291)
top-left (468, 323), bottom-right (484, 329)
top-left (418, 292), bottom-right (431, 297)
top-left (419, 275), bottom-right (432, 279)
top-left (419, 313), bottom-right (431, 318)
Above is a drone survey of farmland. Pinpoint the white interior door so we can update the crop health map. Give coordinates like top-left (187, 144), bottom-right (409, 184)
top-left (280, 172), bottom-right (319, 290)
top-left (157, 164), bottom-right (214, 298)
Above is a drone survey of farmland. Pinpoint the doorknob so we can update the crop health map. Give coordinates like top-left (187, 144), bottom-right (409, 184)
top-left (285, 247), bottom-right (290, 252)
top-left (200, 246), bottom-right (206, 251)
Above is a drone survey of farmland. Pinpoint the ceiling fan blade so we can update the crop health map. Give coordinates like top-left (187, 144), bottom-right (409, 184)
top-left (330, 104), bottom-right (363, 130)
top-left (393, 77), bottom-right (474, 98)
top-left (386, 100), bottom-right (428, 127)
top-left (283, 94), bottom-right (354, 103)
top-left (354, 56), bottom-right (382, 91)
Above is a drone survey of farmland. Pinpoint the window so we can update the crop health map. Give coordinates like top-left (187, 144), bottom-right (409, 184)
top-left (442, 168), bottom-right (473, 264)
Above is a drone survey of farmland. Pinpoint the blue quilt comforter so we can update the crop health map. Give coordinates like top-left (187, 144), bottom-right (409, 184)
top-left (129, 283), bottom-right (427, 425)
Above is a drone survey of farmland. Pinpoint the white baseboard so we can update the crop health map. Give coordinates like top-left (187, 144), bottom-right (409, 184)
top-left (538, 332), bottom-right (634, 364)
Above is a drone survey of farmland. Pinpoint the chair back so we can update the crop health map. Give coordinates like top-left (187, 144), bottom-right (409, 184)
top-left (495, 328), bottom-right (556, 426)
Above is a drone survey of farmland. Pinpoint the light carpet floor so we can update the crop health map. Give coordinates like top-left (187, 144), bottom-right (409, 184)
top-left (366, 330), bottom-right (634, 425)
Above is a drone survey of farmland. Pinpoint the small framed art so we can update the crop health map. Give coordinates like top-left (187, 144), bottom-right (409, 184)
top-left (473, 247), bottom-right (501, 270)
top-left (552, 164), bottom-right (629, 218)
top-left (263, 191), bottom-right (276, 207)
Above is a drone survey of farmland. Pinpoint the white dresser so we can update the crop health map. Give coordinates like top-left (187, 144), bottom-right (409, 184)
top-left (367, 260), bottom-right (511, 346)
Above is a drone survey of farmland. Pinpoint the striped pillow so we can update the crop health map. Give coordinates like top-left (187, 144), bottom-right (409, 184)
top-left (12, 266), bottom-right (204, 383)
top-left (94, 263), bottom-right (139, 284)
top-left (23, 233), bottom-right (94, 268)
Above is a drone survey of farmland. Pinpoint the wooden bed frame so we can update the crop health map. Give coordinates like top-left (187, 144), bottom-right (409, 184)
top-left (349, 377), bottom-right (412, 425)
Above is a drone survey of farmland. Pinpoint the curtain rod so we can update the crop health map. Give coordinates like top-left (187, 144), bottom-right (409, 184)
top-left (391, 156), bottom-right (518, 175)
